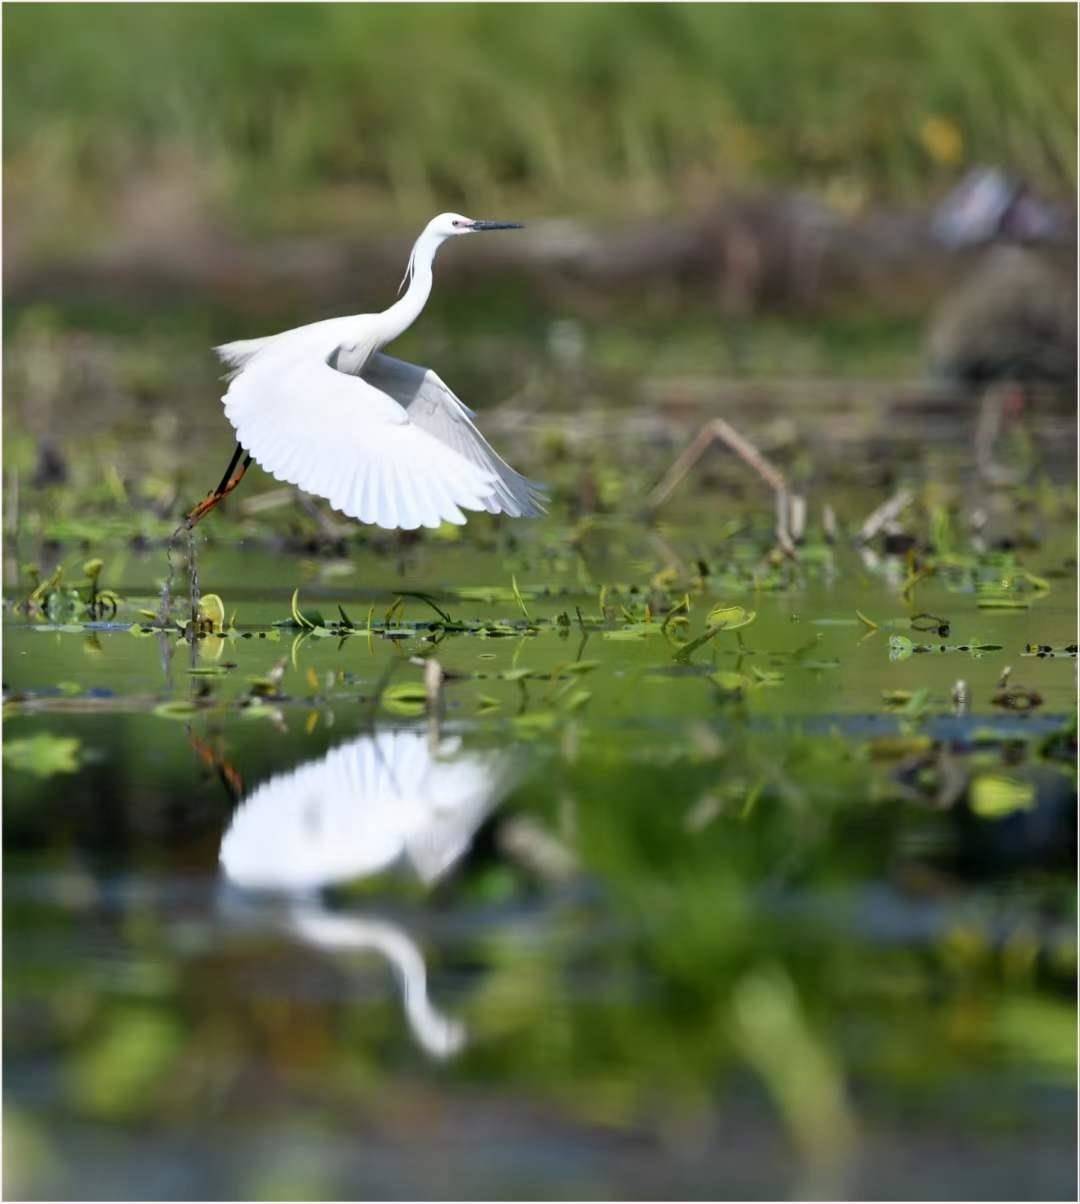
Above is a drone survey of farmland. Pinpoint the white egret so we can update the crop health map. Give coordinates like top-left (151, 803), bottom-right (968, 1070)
top-left (186, 213), bottom-right (547, 530)
top-left (219, 730), bottom-right (514, 1058)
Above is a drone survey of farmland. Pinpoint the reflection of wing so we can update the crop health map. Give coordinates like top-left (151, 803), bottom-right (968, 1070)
top-left (219, 731), bottom-right (507, 892)
top-left (221, 330), bottom-right (499, 530)
top-left (362, 353), bottom-right (548, 518)
top-left (398, 738), bottom-right (504, 885)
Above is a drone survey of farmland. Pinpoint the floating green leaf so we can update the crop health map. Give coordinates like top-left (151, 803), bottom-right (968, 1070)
top-left (198, 593), bottom-right (226, 631)
top-left (706, 605), bottom-right (757, 631)
top-left (152, 701), bottom-right (199, 720)
top-left (1022, 642), bottom-right (1077, 659)
top-left (3, 734), bottom-right (81, 777)
top-left (969, 774), bottom-right (1036, 819)
top-left (381, 682), bottom-right (428, 716)
top-left (888, 635), bottom-right (914, 661)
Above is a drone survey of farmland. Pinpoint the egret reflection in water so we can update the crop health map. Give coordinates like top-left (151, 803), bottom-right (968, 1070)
top-left (219, 729), bottom-right (514, 1058)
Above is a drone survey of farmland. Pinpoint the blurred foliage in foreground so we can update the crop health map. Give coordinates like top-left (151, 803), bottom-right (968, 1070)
top-left (4, 3), bottom-right (1076, 245)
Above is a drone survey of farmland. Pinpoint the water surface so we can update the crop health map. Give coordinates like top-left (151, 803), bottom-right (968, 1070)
top-left (5, 496), bottom-right (1076, 1200)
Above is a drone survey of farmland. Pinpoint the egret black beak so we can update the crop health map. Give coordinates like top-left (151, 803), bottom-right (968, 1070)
top-left (469, 220), bottom-right (523, 231)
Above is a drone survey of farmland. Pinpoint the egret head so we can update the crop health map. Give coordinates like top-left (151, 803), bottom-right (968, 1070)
top-left (401, 213), bottom-right (524, 294)
top-left (427, 212), bottom-right (523, 239)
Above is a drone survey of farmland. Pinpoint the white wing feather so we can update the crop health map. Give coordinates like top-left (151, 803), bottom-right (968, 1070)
top-left (361, 353), bottom-right (548, 518)
top-left (219, 333), bottom-right (501, 530)
top-left (214, 336), bottom-right (274, 380)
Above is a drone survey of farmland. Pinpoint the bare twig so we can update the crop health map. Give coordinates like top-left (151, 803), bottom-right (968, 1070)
top-left (497, 816), bottom-right (579, 884)
top-left (423, 656), bottom-right (445, 750)
top-left (185, 528), bottom-right (201, 631)
top-left (648, 416), bottom-right (787, 507)
top-left (293, 491), bottom-right (354, 538)
top-left (974, 382), bottom-right (1027, 486)
top-left (856, 488), bottom-right (914, 545)
top-left (159, 525), bottom-right (185, 625)
top-left (238, 486), bottom-right (295, 514)
top-left (646, 416), bottom-right (800, 556)
top-left (787, 492), bottom-right (807, 543)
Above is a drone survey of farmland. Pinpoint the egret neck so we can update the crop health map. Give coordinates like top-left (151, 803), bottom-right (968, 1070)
top-left (375, 227), bottom-right (441, 347)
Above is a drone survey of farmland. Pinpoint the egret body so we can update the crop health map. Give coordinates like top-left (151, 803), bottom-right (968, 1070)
top-left (186, 213), bottom-right (546, 530)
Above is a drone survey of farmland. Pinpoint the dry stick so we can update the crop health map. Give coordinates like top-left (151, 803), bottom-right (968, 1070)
top-left (186, 527), bottom-right (201, 631)
top-left (424, 657), bottom-right (445, 753)
top-left (787, 491), bottom-right (807, 543)
top-left (294, 491), bottom-right (352, 538)
top-left (646, 417), bottom-right (798, 555)
top-left (855, 488), bottom-right (915, 546)
top-left (239, 486), bottom-right (295, 515)
top-left (974, 383), bottom-right (1026, 487)
top-left (156, 629), bottom-right (175, 693)
top-left (158, 529), bottom-right (182, 625)
top-left (646, 530), bottom-right (688, 578)
top-left (162, 526), bottom-right (202, 645)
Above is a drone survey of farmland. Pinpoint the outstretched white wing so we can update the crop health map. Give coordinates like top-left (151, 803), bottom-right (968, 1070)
top-left (361, 353), bottom-right (548, 518)
top-left (221, 335), bottom-right (501, 530)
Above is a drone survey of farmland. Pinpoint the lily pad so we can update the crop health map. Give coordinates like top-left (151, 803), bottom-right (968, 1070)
top-left (381, 682), bottom-right (428, 717)
top-left (198, 594), bottom-right (226, 632)
top-left (3, 734), bottom-right (81, 777)
top-left (969, 774), bottom-right (1037, 819)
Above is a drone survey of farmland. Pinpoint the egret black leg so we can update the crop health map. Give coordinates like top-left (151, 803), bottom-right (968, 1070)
top-left (185, 443), bottom-right (253, 528)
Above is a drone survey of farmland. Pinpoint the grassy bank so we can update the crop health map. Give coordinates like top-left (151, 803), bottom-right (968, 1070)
top-left (5, 3), bottom-right (1075, 245)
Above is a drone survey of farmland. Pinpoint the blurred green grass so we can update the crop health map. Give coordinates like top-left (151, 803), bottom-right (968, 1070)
top-left (5, 3), bottom-right (1076, 242)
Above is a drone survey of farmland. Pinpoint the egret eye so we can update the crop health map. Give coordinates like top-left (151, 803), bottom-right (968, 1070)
top-left (452, 220), bottom-right (464, 228)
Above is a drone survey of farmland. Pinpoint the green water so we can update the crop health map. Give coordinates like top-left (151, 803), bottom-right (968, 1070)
top-left (4, 500), bottom-right (1076, 1200)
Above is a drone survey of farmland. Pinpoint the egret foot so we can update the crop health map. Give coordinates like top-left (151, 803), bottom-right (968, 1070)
top-left (185, 442), bottom-right (252, 528)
